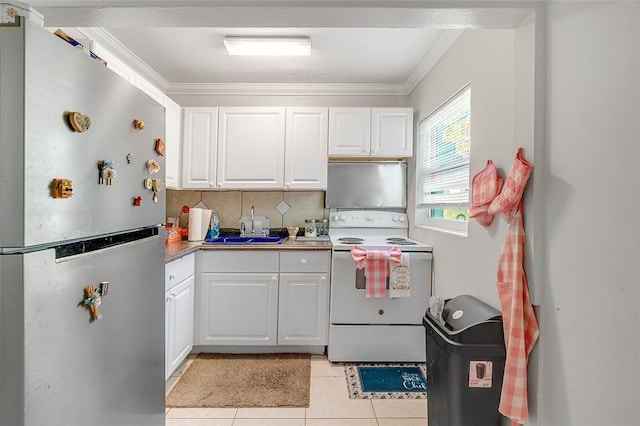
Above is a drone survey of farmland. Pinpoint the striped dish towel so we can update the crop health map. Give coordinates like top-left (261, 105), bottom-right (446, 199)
top-left (351, 246), bottom-right (402, 298)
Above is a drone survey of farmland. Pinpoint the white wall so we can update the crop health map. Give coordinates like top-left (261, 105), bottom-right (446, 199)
top-left (408, 29), bottom-right (518, 310)
top-left (536, 3), bottom-right (640, 425)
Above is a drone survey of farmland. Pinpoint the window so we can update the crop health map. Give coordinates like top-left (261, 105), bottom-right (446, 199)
top-left (415, 85), bottom-right (471, 235)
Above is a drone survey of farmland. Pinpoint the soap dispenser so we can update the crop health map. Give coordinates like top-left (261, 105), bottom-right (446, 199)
top-left (208, 211), bottom-right (220, 239)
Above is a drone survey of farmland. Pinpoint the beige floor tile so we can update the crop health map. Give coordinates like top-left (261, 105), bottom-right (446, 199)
top-left (231, 419), bottom-right (305, 426)
top-left (235, 407), bottom-right (305, 419)
top-left (311, 358), bottom-right (346, 377)
top-left (165, 419), bottom-right (234, 426)
top-left (372, 399), bottom-right (427, 418)
top-left (305, 419), bottom-right (378, 426)
top-left (377, 418), bottom-right (428, 426)
top-left (166, 408), bottom-right (237, 419)
top-left (306, 376), bottom-right (375, 419)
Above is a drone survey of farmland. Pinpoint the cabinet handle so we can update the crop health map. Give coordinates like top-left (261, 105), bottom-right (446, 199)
top-left (209, 182), bottom-right (215, 187)
top-left (169, 274), bottom-right (176, 280)
top-left (300, 259), bottom-right (307, 264)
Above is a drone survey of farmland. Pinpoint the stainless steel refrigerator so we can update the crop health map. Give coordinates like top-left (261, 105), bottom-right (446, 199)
top-left (1, 17), bottom-right (166, 426)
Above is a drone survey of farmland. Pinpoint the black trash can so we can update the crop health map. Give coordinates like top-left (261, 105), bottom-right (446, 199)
top-left (423, 295), bottom-right (506, 426)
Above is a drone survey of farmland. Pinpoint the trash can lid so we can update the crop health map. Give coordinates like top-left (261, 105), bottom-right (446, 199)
top-left (443, 294), bottom-right (501, 333)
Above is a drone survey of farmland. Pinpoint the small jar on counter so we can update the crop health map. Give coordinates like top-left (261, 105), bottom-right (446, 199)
top-left (317, 219), bottom-right (329, 236)
top-left (304, 219), bottom-right (318, 237)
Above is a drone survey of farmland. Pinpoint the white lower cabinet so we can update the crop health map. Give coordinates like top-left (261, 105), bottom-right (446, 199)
top-left (165, 253), bottom-right (195, 379)
top-left (198, 273), bottom-right (279, 345)
top-left (278, 273), bottom-right (329, 345)
top-left (196, 250), bottom-right (329, 348)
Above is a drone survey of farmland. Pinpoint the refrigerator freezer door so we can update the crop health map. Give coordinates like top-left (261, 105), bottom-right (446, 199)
top-left (0, 18), bottom-right (165, 248)
top-left (0, 232), bottom-right (165, 426)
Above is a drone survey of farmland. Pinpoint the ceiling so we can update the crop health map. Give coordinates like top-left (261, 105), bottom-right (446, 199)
top-left (20, 1), bottom-right (531, 95)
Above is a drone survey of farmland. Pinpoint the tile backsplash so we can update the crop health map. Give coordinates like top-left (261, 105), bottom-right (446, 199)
top-left (166, 189), bottom-right (327, 230)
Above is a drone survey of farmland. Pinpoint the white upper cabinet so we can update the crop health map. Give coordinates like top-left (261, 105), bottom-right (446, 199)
top-left (371, 108), bottom-right (414, 157)
top-left (217, 107), bottom-right (286, 189)
top-left (164, 97), bottom-right (182, 189)
top-left (181, 107), bottom-right (219, 189)
top-left (328, 107), bottom-right (413, 158)
top-left (328, 108), bottom-right (371, 157)
top-left (284, 107), bottom-right (328, 190)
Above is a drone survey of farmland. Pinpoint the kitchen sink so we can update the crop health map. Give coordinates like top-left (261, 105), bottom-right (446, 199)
top-left (205, 235), bottom-right (287, 245)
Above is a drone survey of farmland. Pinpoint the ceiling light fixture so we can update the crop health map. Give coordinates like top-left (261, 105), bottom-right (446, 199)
top-left (223, 37), bottom-right (311, 56)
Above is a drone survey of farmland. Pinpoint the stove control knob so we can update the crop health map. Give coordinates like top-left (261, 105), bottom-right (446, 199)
top-left (398, 216), bottom-right (407, 223)
top-left (366, 215), bottom-right (374, 221)
top-left (391, 216), bottom-right (398, 222)
top-left (332, 215), bottom-right (340, 222)
top-left (339, 215), bottom-right (346, 221)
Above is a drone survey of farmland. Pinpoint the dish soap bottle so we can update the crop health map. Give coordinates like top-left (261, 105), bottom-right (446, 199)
top-left (208, 211), bottom-right (220, 240)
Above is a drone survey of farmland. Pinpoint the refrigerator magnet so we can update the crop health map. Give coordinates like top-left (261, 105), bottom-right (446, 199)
top-left (69, 111), bottom-right (91, 133)
top-left (133, 196), bottom-right (142, 206)
top-left (97, 160), bottom-right (116, 185)
top-left (82, 285), bottom-right (103, 322)
top-left (147, 159), bottom-right (159, 174)
top-left (155, 138), bottom-right (165, 156)
top-left (126, 153), bottom-right (133, 164)
top-left (144, 178), bottom-right (153, 190)
top-left (133, 119), bottom-right (146, 130)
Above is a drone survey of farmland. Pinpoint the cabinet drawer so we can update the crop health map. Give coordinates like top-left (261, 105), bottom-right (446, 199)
top-left (166, 253), bottom-right (195, 290)
top-left (280, 251), bottom-right (330, 273)
top-left (199, 250), bottom-right (279, 273)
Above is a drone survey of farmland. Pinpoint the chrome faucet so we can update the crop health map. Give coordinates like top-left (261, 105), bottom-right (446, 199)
top-left (250, 206), bottom-right (255, 234)
top-left (240, 221), bottom-right (246, 235)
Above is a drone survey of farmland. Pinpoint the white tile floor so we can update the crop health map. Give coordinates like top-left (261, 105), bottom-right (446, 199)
top-left (165, 354), bottom-right (428, 425)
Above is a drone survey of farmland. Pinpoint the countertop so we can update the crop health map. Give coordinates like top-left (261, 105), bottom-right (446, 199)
top-left (165, 237), bottom-right (332, 263)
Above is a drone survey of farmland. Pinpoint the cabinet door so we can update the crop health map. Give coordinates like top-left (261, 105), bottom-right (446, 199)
top-left (284, 107), bottom-right (328, 190)
top-left (164, 97), bottom-right (182, 189)
top-left (182, 107), bottom-right (218, 188)
top-left (371, 108), bottom-right (414, 157)
top-left (217, 107), bottom-right (285, 189)
top-left (278, 273), bottom-right (329, 345)
top-left (198, 273), bottom-right (279, 345)
top-left (328, 107), bottom-right (371, 157)
top-left (166, 275), bottom-right (195, 379)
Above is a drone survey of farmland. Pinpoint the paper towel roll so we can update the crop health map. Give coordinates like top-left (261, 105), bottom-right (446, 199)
top-left (186, 209), bottom-right (211, 242)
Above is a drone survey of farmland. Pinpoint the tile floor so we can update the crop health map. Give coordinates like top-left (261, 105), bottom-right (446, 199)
top-left (165, 354), bottom-right (428, 425)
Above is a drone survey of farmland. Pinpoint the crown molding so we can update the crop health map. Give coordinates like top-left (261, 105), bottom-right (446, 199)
top-left (71, 26), bottom-right (463, 98)
top-left (166, 83), bottom-right (409, 97)
top-left (77, 27), bottom-right (169, 91)
top-left (404, 29), bottom-right (464, 95)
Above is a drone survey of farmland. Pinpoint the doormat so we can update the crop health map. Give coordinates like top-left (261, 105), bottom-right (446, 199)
top-left (165, 353), bottom-right (311, 408)
top-left (345, 363), bottom-right (427, 399)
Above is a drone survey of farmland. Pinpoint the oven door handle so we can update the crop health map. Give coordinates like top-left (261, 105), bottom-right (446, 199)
top-left (332, 251), bottom-right (432, 261)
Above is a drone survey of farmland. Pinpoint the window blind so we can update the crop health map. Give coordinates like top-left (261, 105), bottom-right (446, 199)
top-left (417, 86), bottom-right (471, 207)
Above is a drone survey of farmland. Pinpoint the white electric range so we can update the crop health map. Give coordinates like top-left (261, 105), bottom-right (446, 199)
top-left (327, 210), bottom-right (433, 362)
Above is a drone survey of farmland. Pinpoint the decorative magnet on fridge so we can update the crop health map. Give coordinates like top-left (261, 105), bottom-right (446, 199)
top-left (82, 285), bottom-right (103, 322)
top-left (126, 153), bottom-right (133, 164)
top-left (146, 159), bottom-right (160, 174)
top-left (155, 138), bottom-right (165, 156)
top-left (133, 196), bottom-right (142, 206)
top-left (68, 111), bottom-right (91, 133)
top-left (51, 178), bottom-right (73, 198)
top-left (97, 160), bottom-right (116, 185)
top-left (133, 119), bottom-right (146, 130)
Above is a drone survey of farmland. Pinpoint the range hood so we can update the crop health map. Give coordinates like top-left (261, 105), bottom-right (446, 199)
top-left (326, 161), bottom-right (407, 209)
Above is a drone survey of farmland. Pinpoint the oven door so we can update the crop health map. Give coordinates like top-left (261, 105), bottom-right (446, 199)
top-left (330, 250), bottom-right (432, 324)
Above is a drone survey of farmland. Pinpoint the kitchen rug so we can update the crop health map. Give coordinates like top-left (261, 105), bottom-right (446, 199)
top-left (165, 353), bottom-right (310, 408)
top-left (345, 363), bottom-right (427, 399)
